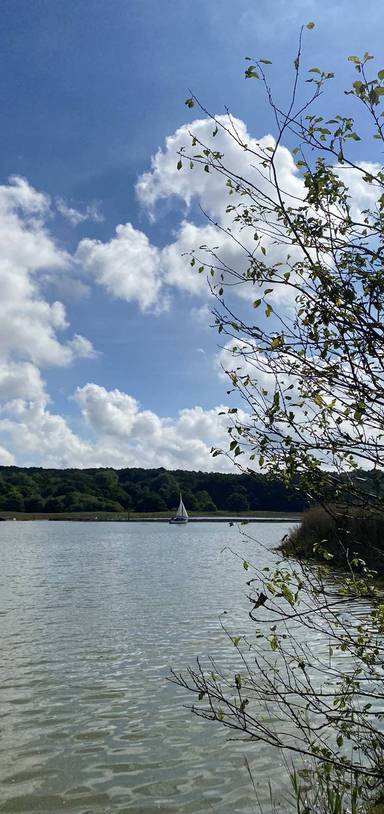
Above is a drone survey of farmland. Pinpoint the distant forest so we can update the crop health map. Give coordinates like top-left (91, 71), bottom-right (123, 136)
top-left (0, 466), bottom-right (308, 514)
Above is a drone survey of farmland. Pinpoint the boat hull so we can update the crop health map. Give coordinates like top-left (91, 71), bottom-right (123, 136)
top-left (169, 517), bottom-right (188, 524)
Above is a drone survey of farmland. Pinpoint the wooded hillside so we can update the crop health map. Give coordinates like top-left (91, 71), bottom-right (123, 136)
top-left (0, 466), bottom-right (308, 514)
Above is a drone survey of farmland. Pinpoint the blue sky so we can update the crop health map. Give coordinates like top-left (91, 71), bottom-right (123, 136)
top-left (0, 0), bottom-right (382, 470)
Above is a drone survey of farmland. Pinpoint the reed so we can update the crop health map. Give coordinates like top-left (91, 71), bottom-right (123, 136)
top-left (281, 504), bottom-right (384, 573)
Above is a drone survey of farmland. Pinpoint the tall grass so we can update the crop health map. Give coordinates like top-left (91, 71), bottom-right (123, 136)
top-left (281, 505), bottom-right (384, 573)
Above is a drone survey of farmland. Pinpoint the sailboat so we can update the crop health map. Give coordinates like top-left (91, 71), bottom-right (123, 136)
top-left (169, 493), bottom-right (189, 525)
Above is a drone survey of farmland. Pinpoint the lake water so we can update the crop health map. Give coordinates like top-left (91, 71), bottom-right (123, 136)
top-left (0, 520), bottom-right (296, 813)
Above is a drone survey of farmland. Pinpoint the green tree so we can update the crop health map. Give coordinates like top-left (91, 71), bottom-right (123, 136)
top-left (24, 495), bottom-right (45, 513)
top-left (226, 491), bottom-right (249, 512)
top-left (195, 490), bottom-right (217, 512)
top-left (94, 469), bottom-right (119, 494)
top-left (172, 30), bottom-right (384, 808)
top-left (1, 487), bottom-right (24, 512)
top-left (136, 491), bottom-right (167, 512)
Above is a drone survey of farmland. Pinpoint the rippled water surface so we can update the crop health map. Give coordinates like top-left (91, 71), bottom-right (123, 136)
top-left (0, 520), bottom-right (293, 813)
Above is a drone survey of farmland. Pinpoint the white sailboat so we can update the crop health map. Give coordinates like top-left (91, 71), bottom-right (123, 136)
top-left (169, 493), bottom-right (189, 525)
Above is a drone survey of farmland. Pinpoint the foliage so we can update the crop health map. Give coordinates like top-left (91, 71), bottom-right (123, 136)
top-left (182, 42), bottom-right (384, 504)
top-left (283, 504), bottom-right (384, 572)
top-left (171, 27), bottom-right (384, 811)
top-left (0, 465), bottom-right (307, 514)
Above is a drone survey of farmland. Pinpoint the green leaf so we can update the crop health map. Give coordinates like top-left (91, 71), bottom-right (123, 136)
top-left (378, 69), bottom-right (384, 80)
top-left (270, 634), bottom-right (278, 651)
top-left (281, 584), bottom-right (295, 607)
top-left (243, 560), bottom-right (249, 571)
top-left (235, 673), bottom-right (242, 689)
top-left (259, 59), bottom-right (272, 64)
top-left (245, 66), bottom-right (259, 79)
top-left (265, 304), bottom-right (273, 318)
top-left (271, 336), bottom-right (284, 349)
top-left (177, 160), bottom-right (182, 170)
top-left (306, 21), bottom-right (315, 29)
top-left (185, 97), bottom-right (194, 108)
top-left (336, 734), bottom-right (343, 747)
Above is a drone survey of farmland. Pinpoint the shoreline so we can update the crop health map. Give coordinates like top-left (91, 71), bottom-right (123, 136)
top-left (0, 510), bottom-right (302, 523)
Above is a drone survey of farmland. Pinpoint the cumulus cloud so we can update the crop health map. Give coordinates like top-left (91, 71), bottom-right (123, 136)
top-left (0, 381), bottom-right (246, 470)
top-left (0, 398), bottom-right (90, 467)
top-left (135, 117), bottom-right (382, 305)
top-left (0, 125), bottom-right (379, 471)
top-left (72, 382), bottom-right (246, 471)
top-left (0, 361), bottom-right (47, 403)
top-left (135, 117), bottom-right (311, 304)
top-left (0, 175), bottom-right (95, 367)
top-left (72, 116), bottom-right (382, 316)
top-left (73, 117), bottom-right (306, 310)
top-left (76, 223), bottom-right (166, 312)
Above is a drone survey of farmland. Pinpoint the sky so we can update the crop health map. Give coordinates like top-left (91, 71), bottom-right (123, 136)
top-left (0, 0), bottom-right (383, 471)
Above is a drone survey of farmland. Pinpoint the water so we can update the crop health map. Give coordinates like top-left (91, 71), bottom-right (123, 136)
top-left (0, 520), bottom-right (294, 813)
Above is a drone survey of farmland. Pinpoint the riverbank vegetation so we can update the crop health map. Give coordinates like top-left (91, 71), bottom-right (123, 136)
top-left (282, 504), bottom-right (384, 573)
top-left (0, 465), bottom-right (307, 514)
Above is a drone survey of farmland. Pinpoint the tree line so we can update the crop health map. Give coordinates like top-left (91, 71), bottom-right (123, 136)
top-left (0, 465), bottom-right (308, 514)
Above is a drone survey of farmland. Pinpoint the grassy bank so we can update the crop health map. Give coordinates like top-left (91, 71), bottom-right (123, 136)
top-left (0, 509), bottom-right (302, 522)
top-left (281, 505), bottom-right (384, 573)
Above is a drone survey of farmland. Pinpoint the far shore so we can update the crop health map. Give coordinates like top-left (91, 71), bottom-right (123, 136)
top-left (0, 510), bottom-right (302, 523)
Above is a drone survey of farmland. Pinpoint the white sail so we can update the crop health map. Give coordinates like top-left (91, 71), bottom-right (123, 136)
top-left (177, 494), bottom-right (188, 519)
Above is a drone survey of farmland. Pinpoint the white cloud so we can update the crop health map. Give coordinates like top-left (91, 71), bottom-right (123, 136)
top-left (0, 381), bottom-right (246, 470)
top-left (191, 303), bottom-right (213, 324)
top-left (74, 384), bottom-right (140, 438)
top-left (135, 117), bottom-right (383, 309)
top-left (136, 116), bottom-right (302, 220)
top-left (0, 445), bottom-right (15, 465)
top-left (56, 197), bottom-right (104, 226)
top-left (72, 382), bottom-right (246, 471)
top-left (76, 223), bottom-right (166, 312)
top-left (0, 361), bottom-right (47, 403)
top-left (70, 117), bottom-right (383, 320)
top-left (136, 117), bottom-right (306, 301)
top-left (0, 398), bottom-right (90, 467)
top-left (76, 117), bottom-right (303, 311)
top-left (0, 127), bottom-right (380, 473)
top-left (0, 175), bottom-right (95, 367)
top-left (67, 334), bottom-right (96, 360)
top-left (216, 339), bottom-right (262, 382)
top-left (335, 161), bottom-right (381, 218)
